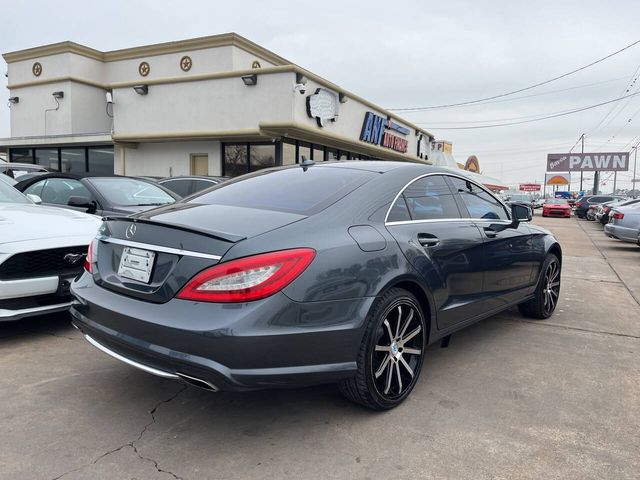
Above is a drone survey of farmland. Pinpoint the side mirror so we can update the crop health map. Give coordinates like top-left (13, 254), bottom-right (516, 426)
top-left (511, 203), bottom-right (532, 223)
top-left (67, 196), bottom-right (96, 213)
top-left (26, 194), bottom-right (42, 204)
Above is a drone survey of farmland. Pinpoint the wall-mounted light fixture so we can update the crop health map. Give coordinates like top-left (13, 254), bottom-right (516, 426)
top-left (241, 74), bottom-right (258, 86)
top-left (133, 85), bottom-right (149, 95)
top-left (339, 93), bottom-right (348, 104)
top-left (8, 96), bottom-right (19, 104)
top-left (52, 91), bottom-right (64, 99)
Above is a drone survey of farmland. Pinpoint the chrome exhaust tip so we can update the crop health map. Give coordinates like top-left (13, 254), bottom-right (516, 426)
top-left (176, 372), bottom-right (219, 392)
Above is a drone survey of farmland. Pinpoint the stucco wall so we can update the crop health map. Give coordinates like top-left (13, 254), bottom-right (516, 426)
top-left (10, 81), bottom-right (72, 137)
top-left (115, 141), bottom-right (222, 177)
top-left (112, 71), bottom-right (294, 136)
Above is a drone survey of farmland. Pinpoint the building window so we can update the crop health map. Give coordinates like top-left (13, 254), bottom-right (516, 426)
top-left (88, 147), bottom-right (114, 175)
top-left (326, 148), bottom-right (338, 161)
top-left (249, 144), bottom-right (276, 172)
top-left (223, 143), bottom-right (277, 177)
top-left (297, 142), bottom-right (311, 163)
top-left (282, 141), bottom-right (297, 165)
top-left (61, 148), bottom-right (85, 173)
top-left (223, 144), bottom-right (248, 177)
top-left (10, 148), bottom-right (34, 164)
top-left (35, 149), bottom-right (59, 170)
top-left (312, 145), bottom-right (325, 162)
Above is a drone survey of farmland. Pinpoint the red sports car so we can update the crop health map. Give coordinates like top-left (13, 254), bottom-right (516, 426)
top-left (542, 198), bottom-right (571, 218)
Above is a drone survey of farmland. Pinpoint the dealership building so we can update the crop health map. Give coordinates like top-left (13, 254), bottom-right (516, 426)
top-left (0, 33), bottom-right (442, 177)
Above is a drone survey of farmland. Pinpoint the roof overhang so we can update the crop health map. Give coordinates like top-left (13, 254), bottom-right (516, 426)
top-left (0, 133), bottom-right (113, 148)
top-left (3, 33), bottom-right (291, 66)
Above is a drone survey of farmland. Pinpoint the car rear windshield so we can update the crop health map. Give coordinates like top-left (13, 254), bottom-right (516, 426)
top-left (547, 198), bottom-right (568, 205)
top-left (190, 166), bottom-right (376, 215)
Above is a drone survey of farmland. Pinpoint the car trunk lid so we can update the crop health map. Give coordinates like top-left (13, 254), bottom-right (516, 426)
top-left (93, 203), bottom-right (306, 303)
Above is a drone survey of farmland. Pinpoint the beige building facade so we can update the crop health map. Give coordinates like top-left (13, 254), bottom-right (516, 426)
top-left (1, 33), bottom-right (434, 177)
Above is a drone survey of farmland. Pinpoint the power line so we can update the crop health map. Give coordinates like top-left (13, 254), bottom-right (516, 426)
top-left (402, 76), bottom-right (628, 112)
top-left (587, 61), bottom-right (640, 136)
top-left (388, 39), bottom-right (640, 112)
top-left (426, 90), bottom-right (640, 130)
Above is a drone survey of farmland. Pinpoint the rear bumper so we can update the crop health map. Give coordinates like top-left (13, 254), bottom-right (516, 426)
top-left (604, 224), bottom-right (638, 243)
top-left (70, 273), bottom-right (373, 391)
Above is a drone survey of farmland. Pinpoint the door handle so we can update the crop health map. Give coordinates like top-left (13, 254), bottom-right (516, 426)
top-left (417, 233), bottom-right (440, 247)
top-left (483, 227), bottom-right (497, 238)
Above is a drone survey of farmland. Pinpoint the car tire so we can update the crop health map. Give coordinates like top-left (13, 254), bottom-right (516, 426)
top-left (518, 254), bottom-right (561, 320)
top-left (339, 288), bottom-right (426, 410)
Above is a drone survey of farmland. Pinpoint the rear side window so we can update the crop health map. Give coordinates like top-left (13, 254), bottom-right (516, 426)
top-left (161, 179), bottom-right (193, 197)
top-left (401, 175), bottom-right (461, 220)
top-left (31, 178), bottom-right (92, 205)
top-left (449, 177), bottom-right (509, 220)
top-left (191, 167), bottom-right (376, 215)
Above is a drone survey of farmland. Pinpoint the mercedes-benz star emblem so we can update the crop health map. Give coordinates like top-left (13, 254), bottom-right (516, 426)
top-left (125, 224), bottom-right (137, 239)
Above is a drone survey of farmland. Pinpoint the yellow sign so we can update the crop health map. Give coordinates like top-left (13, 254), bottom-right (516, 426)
top-left (545, 173), bottom-right (571, 185)
top-left (464, 156), bottom-right (480, 173)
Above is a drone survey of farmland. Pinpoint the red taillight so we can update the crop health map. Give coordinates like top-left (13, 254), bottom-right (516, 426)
top-left (612, 212), bottom-right (624, 220)
top-left (176, 248), bottom-right (316, 303)
top-left (84, 239), bottom-right (94, 273)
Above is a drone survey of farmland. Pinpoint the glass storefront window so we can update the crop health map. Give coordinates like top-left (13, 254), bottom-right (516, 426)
top-left (35, 149), bottom-right (59, 170)
top-left (10, 148), bottom-right (33, 164)
top-left (313, 146), bottom-right (325, 162)
top-left (224, 144), bottom-right (249, 177)
top-left (282, 141), bottom-right (296, 165)
top-left (298, 142), bottom-right (311, 163)
top-left (249, 144), bottom-right (276, 172)
top-left (326, 148), bottom-right (338, 161)
top-left (88, 147), bottom-right (114, 175)
top-left (61, 148), bottom-right (86, 173)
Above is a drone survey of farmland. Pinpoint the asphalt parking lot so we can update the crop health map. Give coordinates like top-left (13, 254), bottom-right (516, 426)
top-left (1, 214), bottom-right (639, 480)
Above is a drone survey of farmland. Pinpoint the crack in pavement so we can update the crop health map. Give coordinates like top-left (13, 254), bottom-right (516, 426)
top-left (51, 384), bottom-right (187, 480)
top-left (510, 319), bottom-right (640, 340)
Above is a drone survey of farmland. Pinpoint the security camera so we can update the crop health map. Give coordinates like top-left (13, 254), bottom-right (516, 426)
top-left (105, 92), bottom-right (113, 104)
top-left (294, 83), bottom-right (306, 95)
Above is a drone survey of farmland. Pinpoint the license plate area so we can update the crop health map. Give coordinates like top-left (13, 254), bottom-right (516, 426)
top-left (117, 247), bottom-right (156, 283)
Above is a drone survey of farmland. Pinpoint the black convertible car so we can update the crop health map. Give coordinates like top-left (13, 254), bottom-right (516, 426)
top-left (70, 161), bottom-right (562, 410)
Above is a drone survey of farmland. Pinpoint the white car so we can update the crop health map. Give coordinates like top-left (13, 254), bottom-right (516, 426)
top-left (0, 181), bottom-right (102, 321)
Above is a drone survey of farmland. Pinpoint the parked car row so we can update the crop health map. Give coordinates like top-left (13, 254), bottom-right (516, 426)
top-left (573, 193), bottom-right (640, 247)
top-left (0, 171), bottom-right (229, 321)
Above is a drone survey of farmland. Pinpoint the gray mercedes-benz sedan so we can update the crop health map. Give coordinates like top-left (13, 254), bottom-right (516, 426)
top-left (71, 161), bottom-right (562, 409)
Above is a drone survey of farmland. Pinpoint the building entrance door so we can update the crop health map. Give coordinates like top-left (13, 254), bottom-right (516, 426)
top-left (190, 154), bottom-right (208, 175)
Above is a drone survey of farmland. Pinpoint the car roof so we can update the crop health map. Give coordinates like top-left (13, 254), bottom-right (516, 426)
top-left (0, 163), bottom-right (49, 169)
top-left (13, 172), bottom-right (155, 190)
top-left (159, 176), bottom-right (227, 181)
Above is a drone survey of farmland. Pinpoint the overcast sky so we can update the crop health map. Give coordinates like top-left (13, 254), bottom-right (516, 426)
top-left (2, 0), bottom-right (640, 191)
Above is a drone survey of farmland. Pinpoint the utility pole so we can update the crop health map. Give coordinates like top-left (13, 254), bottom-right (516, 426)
top-left (613, 171), bottom-right (617, 194)
top-left (580, 133), bottom-right (584, 192)
top-left (633, 146), bottom-right (638, 197)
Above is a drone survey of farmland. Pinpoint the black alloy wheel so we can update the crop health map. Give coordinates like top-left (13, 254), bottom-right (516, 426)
top-left (339, 288), bottom-right (426, 410)
top-left (518, 254), bottom-right (561, 319)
